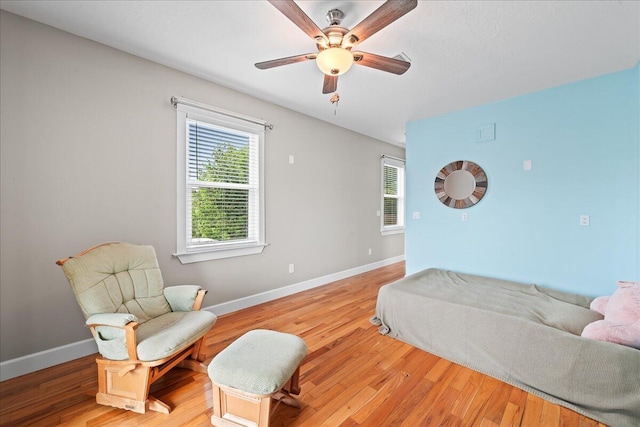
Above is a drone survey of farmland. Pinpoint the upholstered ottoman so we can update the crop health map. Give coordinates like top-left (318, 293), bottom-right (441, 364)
top-left (208, 329), bottom-right (308, 427)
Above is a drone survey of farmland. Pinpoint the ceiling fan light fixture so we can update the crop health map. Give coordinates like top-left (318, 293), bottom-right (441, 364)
top-left (316, 47), bottom-right (353, 76)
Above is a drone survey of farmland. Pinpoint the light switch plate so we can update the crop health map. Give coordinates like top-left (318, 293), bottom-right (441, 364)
top-left (523, 160), bottom-right (532, 171)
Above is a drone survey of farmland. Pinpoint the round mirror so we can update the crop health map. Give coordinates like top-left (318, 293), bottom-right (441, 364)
top-left (435, 160), bottom-right (487, 209)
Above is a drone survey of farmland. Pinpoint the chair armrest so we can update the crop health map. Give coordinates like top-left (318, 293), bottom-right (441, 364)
top-left (164, 285), bottom-right (207, 312)
top-left (85, 313), bottom-right (139, 360)
top-left (86, 313), bottom-right (138, 328)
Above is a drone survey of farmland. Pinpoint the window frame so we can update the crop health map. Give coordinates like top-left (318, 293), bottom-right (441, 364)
top-left (175, 103), bottom-right (266, 263)
top-left (381, 155), bottom-right (405, 235)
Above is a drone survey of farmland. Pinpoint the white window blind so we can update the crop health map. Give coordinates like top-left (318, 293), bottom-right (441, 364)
top-left (382, 155), bottom-right (405, 234)
top-left (187, 120), bottom-right (259, 249)
top-left (174, 99), bottom-right (266, 263)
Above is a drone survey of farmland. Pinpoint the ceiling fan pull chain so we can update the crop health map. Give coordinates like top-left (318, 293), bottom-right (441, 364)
top-left (330, 92), bottom-right (340, 116)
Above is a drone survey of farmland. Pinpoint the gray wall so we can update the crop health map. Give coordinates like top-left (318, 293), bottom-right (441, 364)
top-left (0, 11), bottom-right (405, 362)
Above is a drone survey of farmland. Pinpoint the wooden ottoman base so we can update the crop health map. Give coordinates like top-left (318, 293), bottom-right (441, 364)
top-left (211, 367), bottom-right (301, 427)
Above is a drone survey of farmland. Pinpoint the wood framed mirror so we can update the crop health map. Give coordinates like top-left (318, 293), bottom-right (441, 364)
top-left (434, 160), bottom-right (487, 209)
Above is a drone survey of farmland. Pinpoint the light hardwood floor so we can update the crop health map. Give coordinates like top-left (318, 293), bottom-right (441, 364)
top-left (0, 262), bottom-right (605, 427)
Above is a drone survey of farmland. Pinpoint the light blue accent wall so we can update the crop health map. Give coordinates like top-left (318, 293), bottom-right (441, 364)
top-left (406, 64), bottom-right (639, 297)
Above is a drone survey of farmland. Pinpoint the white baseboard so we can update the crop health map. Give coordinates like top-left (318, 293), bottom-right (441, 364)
top-left (0, 255), bottom-right (404, 382)
top-left (0, 338), bottom-right (97, 382)
top-left (206, 255), bottom-right (405, 316)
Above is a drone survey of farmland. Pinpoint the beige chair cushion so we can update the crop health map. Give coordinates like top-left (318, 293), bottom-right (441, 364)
top-left (61, 242), bottom-right (171, 323)
top-left (136, 311), bottom-right (217, 361)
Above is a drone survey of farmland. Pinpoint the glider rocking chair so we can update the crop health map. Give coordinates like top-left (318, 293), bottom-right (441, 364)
top-left (57, 242), bottom-right (217, 414)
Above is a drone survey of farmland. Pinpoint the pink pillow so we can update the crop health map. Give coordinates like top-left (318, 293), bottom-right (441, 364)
top-left (581, 281), bottom-right (640, 349)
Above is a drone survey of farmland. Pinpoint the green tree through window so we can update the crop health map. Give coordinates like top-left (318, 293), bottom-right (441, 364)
top-left (383, 165), bottom-right (399, 226)
top-left (188, 121), bottom-right (255, 245)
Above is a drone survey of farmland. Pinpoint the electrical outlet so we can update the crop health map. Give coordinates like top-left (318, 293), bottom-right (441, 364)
top-left (288, 263), bottom-right (295, 273)
top-left (368, 248), bottom-right (372, 256)
top-left (580, 215), bottom-right (590, 226)
top-left (461, 213), bottom-right (468, 222)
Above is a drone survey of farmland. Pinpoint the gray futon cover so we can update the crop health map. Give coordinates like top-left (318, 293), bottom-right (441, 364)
top-left (371, 268), bottom-right (640, 426)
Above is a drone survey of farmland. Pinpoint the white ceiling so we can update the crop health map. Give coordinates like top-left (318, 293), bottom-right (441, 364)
top-left (1, 1), bottom-right (639, 146)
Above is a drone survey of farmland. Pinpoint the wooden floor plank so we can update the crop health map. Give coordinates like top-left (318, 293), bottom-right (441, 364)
top-left (0, 262), bottom-right (606, 426)
top-left (521, 394), bottom-right (544, 426)
top-left (483, 381), bottom-right (513, 424)
top-left (461, 374), bottom-right (501, 425)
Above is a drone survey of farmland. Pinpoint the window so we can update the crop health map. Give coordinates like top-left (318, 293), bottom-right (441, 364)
top-left (174, 101), bottom-right (266, 263)
top-left (381, 155), bottom-right (405, 235)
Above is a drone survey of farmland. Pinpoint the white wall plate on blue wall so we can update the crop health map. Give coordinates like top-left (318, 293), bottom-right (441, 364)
top-left (477, 123), bottom-right (496, 142)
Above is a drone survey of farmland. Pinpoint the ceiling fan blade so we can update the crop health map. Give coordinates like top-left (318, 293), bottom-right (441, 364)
top-left (352, 51), bottom-right (411, 75)
top-left (255, 53), bottom-right (316, 70)
top-left (343, 0), bottom-right (417, 48)
top-left (268, 0), bottom-right (329, 44)
top-left (322, 75), bottom-right (338, 94)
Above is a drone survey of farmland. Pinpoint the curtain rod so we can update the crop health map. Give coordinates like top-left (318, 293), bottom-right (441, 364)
top-left (381, 154), bottom-right (405, 162)
top-left (171, 96), bottom-right (273, 130)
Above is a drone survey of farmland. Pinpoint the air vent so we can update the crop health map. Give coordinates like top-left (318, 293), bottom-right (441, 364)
top-left (393, 52), bottom-right (411, 62)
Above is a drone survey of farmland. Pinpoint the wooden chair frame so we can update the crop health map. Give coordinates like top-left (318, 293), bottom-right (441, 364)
top-left (57, 244), bottom-right (211, 414)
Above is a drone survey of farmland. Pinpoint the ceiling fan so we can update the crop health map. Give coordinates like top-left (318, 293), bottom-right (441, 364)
top-left (255, 0), bottom-right (417, 94)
